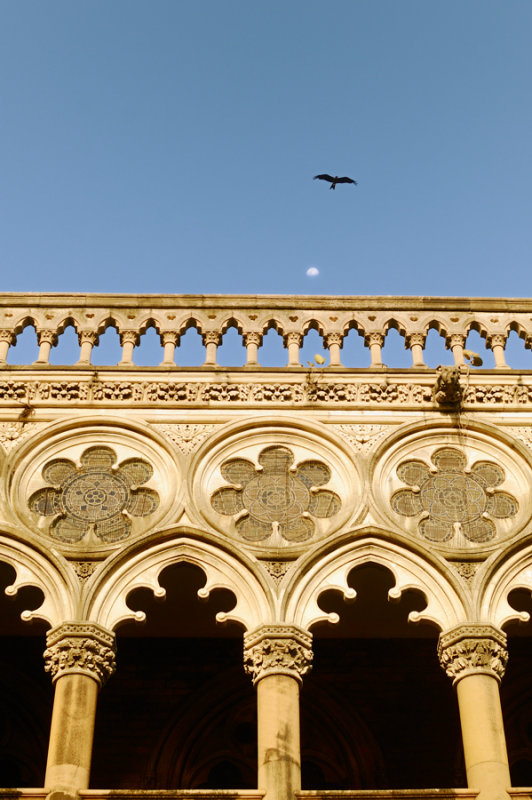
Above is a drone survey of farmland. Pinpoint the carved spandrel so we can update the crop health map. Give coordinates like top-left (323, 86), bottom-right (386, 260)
top-left (43, 622), bottom-right (116, 686)
top-left (244, 625), bottom-right (313, 685)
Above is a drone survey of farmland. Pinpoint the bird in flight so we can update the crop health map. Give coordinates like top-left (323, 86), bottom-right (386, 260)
top-left (314, 174), bottom-right (357, 190)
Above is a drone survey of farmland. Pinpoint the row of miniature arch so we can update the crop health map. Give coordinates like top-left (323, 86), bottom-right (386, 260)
top-left (3, 525), bottom-right (532, 636)
top-left (1, 312), bottom-right (531, 368)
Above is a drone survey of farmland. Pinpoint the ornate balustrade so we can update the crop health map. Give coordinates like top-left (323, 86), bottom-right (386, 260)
top-left (0, 294), bottom-right (531, 369)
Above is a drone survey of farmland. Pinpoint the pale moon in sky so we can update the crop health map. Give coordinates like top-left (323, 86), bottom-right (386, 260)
top-left (306, 267), bottom-right (319, 277)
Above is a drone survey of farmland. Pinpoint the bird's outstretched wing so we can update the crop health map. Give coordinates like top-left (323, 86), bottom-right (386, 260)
top-left (314, 174), bottom-right (334, 182)
top-left (336, 176), bottom-right (358, 185)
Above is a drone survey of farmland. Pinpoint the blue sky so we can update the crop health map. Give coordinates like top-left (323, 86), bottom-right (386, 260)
top-left (0, 0), bottom-right (531, 299)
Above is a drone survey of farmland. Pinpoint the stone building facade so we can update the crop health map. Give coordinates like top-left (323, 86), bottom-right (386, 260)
top-left (1, 293), bottom-right (532, 800)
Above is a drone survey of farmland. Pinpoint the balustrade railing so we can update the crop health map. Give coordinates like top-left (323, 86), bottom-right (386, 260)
top-left (0, 294), bottom-right (530, 369)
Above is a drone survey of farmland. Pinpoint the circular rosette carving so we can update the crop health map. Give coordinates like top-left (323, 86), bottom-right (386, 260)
top-left (29, 445), bottom-right (159, 544)
top-left (390, 446), bottom-right (518, 545)
top-left (211, 445), bottom-right (341, 543)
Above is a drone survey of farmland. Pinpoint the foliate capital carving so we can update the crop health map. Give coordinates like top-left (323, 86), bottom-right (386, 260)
top-left (365, 332), bottom-right (384, 347)
top-left (325, 333), bottom-right (343, 348)
top-left (0, 329), bottom-right (15, 344)
top-left (244, 331), bottom-right (262, 347)
top-left (203, 331), bottom-right (221, 346)
top-left (406, 333), bottom-right (426, 349)
top-left (78, 330), bottom-right (99, 346)
top-left (487, 334), bottom-right (507, 349)
top-left (243, 625), bottom-right (313, 685)
top-left (37, 329), bottom-right (58, 346)
top-left (438, 624), bottom-right (508, 685)
top-left (43, 622), bottom-right (116, 687)
top-left (120, 330), bottom-right (139, 346)
top-left (447, 333), bottom-right (466, 349)
top-left (284, 332), bottom-right (302, 347)
top-left (161, 331), bottom-right (179, 346)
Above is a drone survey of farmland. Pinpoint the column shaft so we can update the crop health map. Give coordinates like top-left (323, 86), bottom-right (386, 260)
top-left (257, 674), bottom-right (301, 800)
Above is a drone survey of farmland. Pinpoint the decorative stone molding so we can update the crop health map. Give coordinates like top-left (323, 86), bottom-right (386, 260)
top-left (43, 622), bottom-right (116, 686)
top-left (243, 625), bottom-right (313, 684)
top-left (437, 624), bottom-right (508, 684)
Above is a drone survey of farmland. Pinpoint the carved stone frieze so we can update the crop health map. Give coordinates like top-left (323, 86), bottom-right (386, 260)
top-left (155, 423), bottom-right (217, 454)
top-left (2, 377), bottom-right (532, 407)
top-left (243, 625), bottom-right (313, 684)
top-left (437, 624), bottom-right (508, 684)
top-left (43, 622), bottom-right (116, 686)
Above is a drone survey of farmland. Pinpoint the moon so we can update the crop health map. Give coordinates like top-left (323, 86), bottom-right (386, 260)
top-left (306, 267), bottom-right (319, 277)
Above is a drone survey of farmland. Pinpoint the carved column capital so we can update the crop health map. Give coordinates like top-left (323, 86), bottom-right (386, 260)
top-left (43, 622), bottom-right (116, 687)
top-left (438, 624), bottom-right (508, 685)
top-left (244, 625), bottom-right (313, 685)
top-left (284, 332), bottom-right (302, 347)
top-left (0, 329), bottom-right (15, 344)
top-left (78, 330), bottom-right (99, 346)
top-left (324, 332), bottom-right (343, 348)
top-left (244, 331), bottom-right (263, 347)
top-left (487, 334), bottom-right (507, 349)
top-left (447, 333), bottom-right (466, 349)
top-left (37, 328), bottom-right (58, 346)
top-left (161, 330), bottom-right (179, 346)
top-left (365, 331), bottom-right (385, 347)
top-left (406, 332), bottom-right (426, 349)
top-left (203, 330), bottom-right (222, 346)
top-left (119, 329), bottom-right (139, 346)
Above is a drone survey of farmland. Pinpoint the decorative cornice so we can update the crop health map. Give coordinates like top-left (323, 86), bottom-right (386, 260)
top-left (43, 622), bottom-right (116, 686)
top-left (3, 375), bottom-right (532, 408)
top-left (243, 624), bottom-right (313, 685)
top-left (437, 624), bottom-right (508, 685)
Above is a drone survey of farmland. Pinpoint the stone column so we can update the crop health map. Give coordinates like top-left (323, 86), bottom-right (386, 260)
top-left (44, 622), bottom-right (116, 800)
top-left (284, 333), bottom-right (302, 367)
top-left (244, 332), bottom-right (262, 366)
top-left (448, 334), bottom-right (466, 366)
top-left (203, 331), bottom-right (221, 365)
top-left (244, 625), bottom-right (313, 800)
top-left (438, 624), bottom-right (511, 800)
top-left (35, 329), bottom-right (58, 365)
top-left (76, 331), bottom-right (98, 366)
top-left (0, 330), bottom-right (15, 364)
top-left (325, 333), bottom-right (343, 366)
top-left (406, 333), bottom-right (426, 367)
top-left (118, 330), bottom-right (138, 366)
top-left (160, 331), bottom-right (179, 366)
top-left (487, 335), bottom-right (509, 369)
top-left (365, 332), bottom-right (385, 367)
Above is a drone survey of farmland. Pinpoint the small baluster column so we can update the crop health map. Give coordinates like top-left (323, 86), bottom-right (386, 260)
top-left (35, 329), bottom-right (58, 365)
top-left (406, 333), bottom-right (426, 367)
top-left (487, 334), bottom-right (509, 369)
top-left (203, 331), bottom-right (221, 365)
top-left (159, 331), bottom-right (179, 366)
top-left (44, 622), bottom-right (116, 800)
top-left (324, 333), bottom-right (343, 366)
top-left (244, 625), bottom-right (313, 800)
top-left (244, 331), bottom-right (262, 366)
top-left (365, 332), bottom-right (385, 367)
top-left (447, 334), bottom-right (466, 366)
top-left (0, 330), bottom-right (15, 364)
top-left (118, 330), bottom-right (139, 366)
top-left (76, 331), bottom-right (98, 366)
top-left (284, 333), bottom-right (302, 367)
top-left (438, 624), bottom-right (511, 800)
